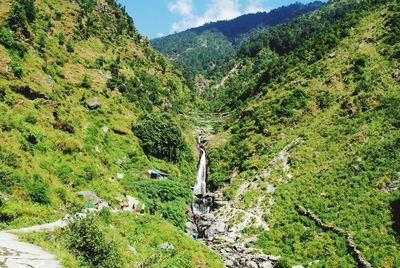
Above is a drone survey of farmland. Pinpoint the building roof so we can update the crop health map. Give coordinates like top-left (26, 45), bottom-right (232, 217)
top-left (148, 168), bottom-right (169, 176)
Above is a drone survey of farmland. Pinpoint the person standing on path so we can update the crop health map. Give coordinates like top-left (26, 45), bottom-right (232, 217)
top-left (132, 203), bottom-right (136, 213)
top-left (141, 203), bottom-right (145, 214)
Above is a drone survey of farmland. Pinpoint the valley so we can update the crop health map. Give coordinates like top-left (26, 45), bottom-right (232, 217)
top-left (0, 0), bottom-right (399, 267)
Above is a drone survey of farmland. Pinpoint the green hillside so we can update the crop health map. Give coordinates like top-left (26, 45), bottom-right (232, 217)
top-left (0, 0), bottom-right (222, 267)
top-left (205, 0), bottom-right (400, 266)
top-left (1, 0), bottom-right (399, 267)
top-left (151, 2), bottom-right (324, 87)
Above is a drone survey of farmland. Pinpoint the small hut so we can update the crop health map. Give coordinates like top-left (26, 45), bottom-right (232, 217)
top-left (147, 168), bottom-right (169, 179)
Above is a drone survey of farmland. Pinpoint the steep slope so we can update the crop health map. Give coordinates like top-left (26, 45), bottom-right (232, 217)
top-left (203, 0), bottom-right (400, 267)
top-left (0, 0), bottom-right (222, 267)
top-left (151, 1), bottom-right (324, 84)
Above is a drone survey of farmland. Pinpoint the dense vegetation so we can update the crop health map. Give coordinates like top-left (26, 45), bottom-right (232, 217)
top-left (151, 1), bottom-right (324, 86)
top-left (204, 0), bottom-right (400, 266)
top-left (0, 0), bottom-right (222, 266)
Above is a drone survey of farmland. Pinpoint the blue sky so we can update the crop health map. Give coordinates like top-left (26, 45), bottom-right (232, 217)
top-left (117, 0), bottom-right (318, 39)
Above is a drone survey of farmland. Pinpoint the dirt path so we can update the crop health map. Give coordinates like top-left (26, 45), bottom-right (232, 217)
top-left (0, 224), bottom-right (64, 268)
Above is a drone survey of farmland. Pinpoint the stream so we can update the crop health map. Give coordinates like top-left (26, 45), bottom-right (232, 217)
top-left (186, 136), bottom-right (278, 268)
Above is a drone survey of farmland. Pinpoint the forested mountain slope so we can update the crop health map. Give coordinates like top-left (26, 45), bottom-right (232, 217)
top-left (151, 1), bottom-right (324, 84)
top-left (0, 0), bottom-right (222, 267)
top-left (205, 0), bottom-right (400, 266)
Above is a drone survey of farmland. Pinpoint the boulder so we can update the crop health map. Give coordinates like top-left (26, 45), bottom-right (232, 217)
top-left (94, 145), bottom-right (100, 153)
top-left (77, 191), bottom-right (101, 204)
top-left (244, 236), bottom-right (258, 244)
top-left (267, 255), bottom-right (280, 261)
top-left (117, 173), bottom-right (124, 179)
top-left (159, 242), bottom-right (175, 251)
top-left (102, 126), bottom-right (109, 134)
top-left (224, 260), bottom-right (234, 267)
top-left (216, 221), bottom-right (227, 233)
top-left (259, 262), bottom-right (273, 268)
top-left (202, 213), bottom-right (215, 221)
top-left (87, 98), bottom-right (99, 109)
top-left (247, 261), bottom-right (258, 268)
top-left (186, 221), bottom-right (197, 230)
top-left (328, 51), bottom-right (336, 58)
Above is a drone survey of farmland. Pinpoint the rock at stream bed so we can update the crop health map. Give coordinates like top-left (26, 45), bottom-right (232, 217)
top-left (224, 260), bottom-right (234, 267)
top-left (247, 260), bottom-right (259, 268)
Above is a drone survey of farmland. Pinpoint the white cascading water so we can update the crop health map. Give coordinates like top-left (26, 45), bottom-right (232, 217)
top-left (193, 147), bottom-right (207, 196)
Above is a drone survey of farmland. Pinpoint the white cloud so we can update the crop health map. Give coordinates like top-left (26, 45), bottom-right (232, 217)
top-left (245, 0), bottom-right (270, 14)
top-left (157, 33), bottom-right (165, 38)
top-left (168, 0), bottom-right (193, 17)
top-left (168, 0), bottom-right (268, 33)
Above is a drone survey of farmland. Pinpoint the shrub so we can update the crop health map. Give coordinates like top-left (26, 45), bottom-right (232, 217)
top-left (0, 28), bottom-right (14, 48)
top-left (66, 39), bottom-right (74, 53)
top-left (57, 32), bottom-right (65, 45)
top-left (25, 114), bottom-right (37, 124)
top-left (28, 176), bottom-right (50, 204)
top-left (63, 213), bottom-right (123, 268)
top-left (11, 55), bottom-right (23, 78)
top-left (0, 167), bottom-right (22, 193)
top-left (81, 74), bottom-right (91, 88)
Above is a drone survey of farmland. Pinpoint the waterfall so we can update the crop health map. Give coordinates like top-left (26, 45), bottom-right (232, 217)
top-left (188, 136), bottom-right (213, 238)
top-left (193, 147), bottom-right (207, 196)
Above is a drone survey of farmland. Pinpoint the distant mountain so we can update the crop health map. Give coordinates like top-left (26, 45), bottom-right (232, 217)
top-left (151, 1), bottom-right (325, 82)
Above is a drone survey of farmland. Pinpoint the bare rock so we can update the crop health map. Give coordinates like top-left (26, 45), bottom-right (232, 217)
top-left (247, 261), bottom-right (259, 268)
top-left (224, 260), bottom-right (234, 267)
top-left (359, 40), bottom-right (366, 48)
top-left (216, 221), bottom-right (227, 233)
top-left (267, 255), bottom-right (280, 261)
top-left (87, 98), bottom-right (99, 109)
top-left (260, 262), bottom-right (273, 268)
top-left (94, 145), bottom-right (100, 153)
top-left (102, 126), bottom-right (109, 134)
top-left (328, 51), bottom-right (336, 58)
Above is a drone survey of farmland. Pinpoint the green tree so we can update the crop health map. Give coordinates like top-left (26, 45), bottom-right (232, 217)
top-left (132, 113), bottom-right (191, 163)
